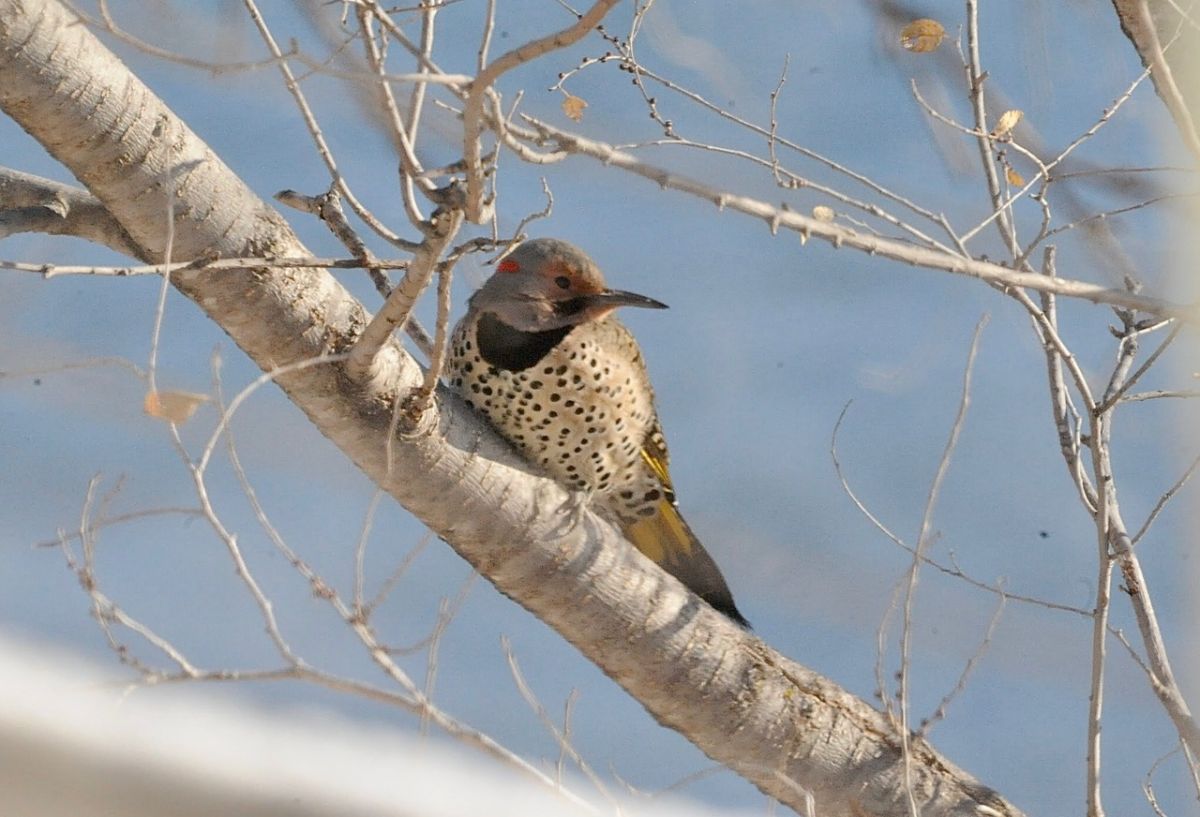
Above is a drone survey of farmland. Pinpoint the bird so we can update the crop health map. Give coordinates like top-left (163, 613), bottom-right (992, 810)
top-left (445, 238), bottom-right (748, 627)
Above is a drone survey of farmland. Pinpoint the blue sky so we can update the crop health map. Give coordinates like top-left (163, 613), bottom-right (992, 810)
top-left (3, 1), bottom-right (1198, 814)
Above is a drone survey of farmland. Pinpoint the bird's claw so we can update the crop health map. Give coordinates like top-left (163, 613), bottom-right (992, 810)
top-left (556, 488), bottom-right (594, 531)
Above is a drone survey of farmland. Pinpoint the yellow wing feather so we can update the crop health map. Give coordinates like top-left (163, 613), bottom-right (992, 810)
top-left (623, 498), bottom-right (695, 564)
top-left (622, 420), bottom-right (749, 627)
top-left (640, 421), bottom-right (676, 497)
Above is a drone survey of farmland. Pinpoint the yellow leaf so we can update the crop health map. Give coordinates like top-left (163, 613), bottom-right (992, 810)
top-left (561, 95), bottom-right (587, 122)
top-left (991, 109), bottom-right (1023, 139)
top-left (812, 205), bottom-right (835, 222)
top-left (1006, 166), bottom-right (1025, 186)
top-left (144, 389), bottom-right (209, 424)
top-left (899, 19), bottom-right (945, 53)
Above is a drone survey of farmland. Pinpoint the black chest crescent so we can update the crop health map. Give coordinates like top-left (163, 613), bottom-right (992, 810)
top-left (476, 312), bottom-right (574, 372)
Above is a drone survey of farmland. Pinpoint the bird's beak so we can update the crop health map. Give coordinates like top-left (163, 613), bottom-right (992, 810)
top-left (588, 288), bottom-right (669, 310)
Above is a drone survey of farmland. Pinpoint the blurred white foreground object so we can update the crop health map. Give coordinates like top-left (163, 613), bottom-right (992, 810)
top-left (0, 631), bottom-right (740, 817)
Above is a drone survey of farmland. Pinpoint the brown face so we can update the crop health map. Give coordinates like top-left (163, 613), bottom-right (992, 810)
top-left (496, 254), bottom-right (606, 299)
top-left (475, 239), bottom-right (666, 332)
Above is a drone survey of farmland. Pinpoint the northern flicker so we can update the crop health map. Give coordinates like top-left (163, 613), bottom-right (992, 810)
top-left (446, 238), bottom-right (747, 627)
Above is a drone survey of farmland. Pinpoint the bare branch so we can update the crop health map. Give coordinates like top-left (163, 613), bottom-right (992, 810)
top-left (962, 2), bottom-right (1018, 257)
top-left (517, 117), bottom-right (1192, 319)
top-left (2, 255), bottom-right (411, 277)
top-left (1097, 321), bottom-right (1184, 412)
top-left (502, 636), bottom-right (616, 805)
top-left (462, 0), bottom-right (621, 222)
top-left (347, 206), bottom-right (464, 387)
top-left (355, 7), bottom-right (430, 225)
top-left (898, 315), bottom-right (988, 817)
top-left (0, 168), bottom-right (141, 256)
top-left (920, 592), bottom-right (1006, 736)
top-left (241, 0), bottom-right (416, 250)
top-left (1111, 0), bottom-right (1200, 160)
top-left (1086, 556), bottom-right (1114, 817)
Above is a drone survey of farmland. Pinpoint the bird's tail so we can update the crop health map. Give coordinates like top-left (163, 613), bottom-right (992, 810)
top-left (622, 500), bottom-right (749, 628)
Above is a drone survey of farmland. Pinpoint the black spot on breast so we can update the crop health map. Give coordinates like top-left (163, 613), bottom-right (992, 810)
top-left (476, 312), bottom-right (572, 372)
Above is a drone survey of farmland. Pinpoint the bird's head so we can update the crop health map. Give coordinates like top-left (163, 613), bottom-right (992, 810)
top-left (469, 238), bottom-right (667, 332)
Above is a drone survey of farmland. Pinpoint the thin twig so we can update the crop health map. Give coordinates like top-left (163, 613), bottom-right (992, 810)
top-left (241, 0), bottom-right (415, 249)
top-left (1097, 322), bottom-right (1184, 412)
top-left (502, 636), bottom-right (616, 805)
top-left (462, 0), bottom-right (622, 222)
top-left (514, 117), bottom-right (1194, 319)
top-left (1086, 557), bottom-right (1113, 817)
top-left (353, 489), bottom-right (388, 616)
top-left (831, 403), bottom-right (1090, 617)
top-left (898, 314), bottom-right (988, 817)
top-left (416, 260), bottom-right (454, 406)
top-left (919, 590), bottom-right (1005, 736)
top-left (366, 531), bottom-right (434, 621)
top-left (3, 255), bottom-right (412, 277)
top-left (1121, 389), bottom-right (1200, 403)
top-left (420, 573), bottom-right (477, 735)
top-left (356, 7), bottom-right (429, 225)
top-left (1142, 743), bottom-right (1180, 817)
top-left (33, 506), bottom-right (203, 549)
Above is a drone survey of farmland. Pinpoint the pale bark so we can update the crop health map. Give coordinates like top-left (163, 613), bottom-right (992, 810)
top-left (1111, 0), bottom-right (1200, 160)
top-left (0, 167), bottom-right (140, 256)
top-left (0, 1), bottom-right (1022, 814)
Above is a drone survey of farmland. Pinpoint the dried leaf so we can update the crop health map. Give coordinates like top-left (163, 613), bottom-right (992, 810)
top-left (899, 19), bottom-right (945, 53)
top-left (812, 205), bottom-right (835, 222)
top-left (144, 389), bottom-right (208, 424)
top-left (991, 109), bottom-right (1023, 139)
top-left (562, 95), bottom-right (587, 122)
top-left (1005, 166), bottom-right (1025, 186)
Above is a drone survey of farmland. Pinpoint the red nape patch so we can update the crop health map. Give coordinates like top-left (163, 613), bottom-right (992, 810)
top-left (497, 259), bottom-right (520, 273)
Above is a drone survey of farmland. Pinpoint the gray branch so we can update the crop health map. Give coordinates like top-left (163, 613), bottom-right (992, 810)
top-left (0, 167), bottom-right (141, 257)
top-left (1111, 0), bottom-right (1200, 160)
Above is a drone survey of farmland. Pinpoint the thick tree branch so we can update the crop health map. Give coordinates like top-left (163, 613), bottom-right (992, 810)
top-left (0, 167), bottom-right (141, 256)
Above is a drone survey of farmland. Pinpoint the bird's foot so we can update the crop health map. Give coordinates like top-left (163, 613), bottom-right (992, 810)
top-left (555, 488), bottom-right (594, 532)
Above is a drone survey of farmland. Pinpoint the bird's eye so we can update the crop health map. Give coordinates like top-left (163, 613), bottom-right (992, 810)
top-left (554, 275), bottom-right (571, 290)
